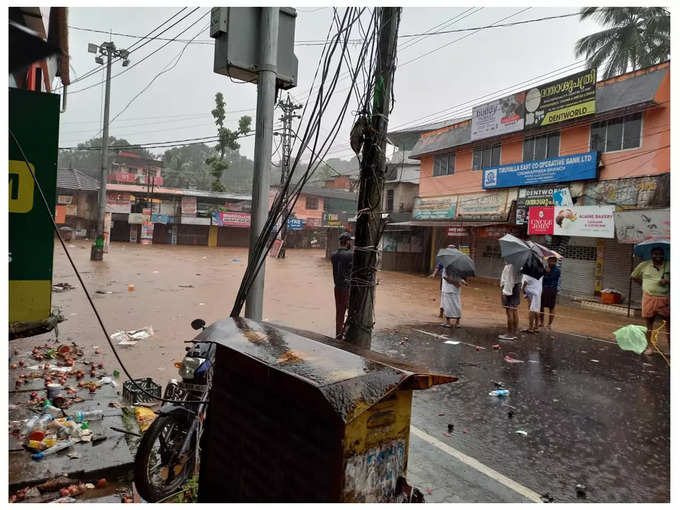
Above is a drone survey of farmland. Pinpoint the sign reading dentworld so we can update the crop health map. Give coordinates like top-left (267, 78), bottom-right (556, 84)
top-left (483, 151), bottom-right (597, 189)
top-left (524, 68), bottom-right (597, 129)
top-left (528, 205), bottom-right (615, 238)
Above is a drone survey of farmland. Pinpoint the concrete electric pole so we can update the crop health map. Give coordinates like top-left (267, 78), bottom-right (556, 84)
top-left (274, 94), bottom-right (302, 259)
top-left (344, 7), bottom-right (401, 348)
top-left (88, 41), bottom-right (129, 261)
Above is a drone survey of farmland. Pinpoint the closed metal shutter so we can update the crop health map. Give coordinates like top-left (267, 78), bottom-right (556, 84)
top-left (474, 237), bottom-right (505, 280)
top-left (559, 237), bottom-right (597, 297)
top-left (603, 239), bottom-right (642, 305)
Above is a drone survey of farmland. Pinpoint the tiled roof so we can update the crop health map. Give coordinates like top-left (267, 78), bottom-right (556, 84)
top-left (57, 168), bottom-right (100, 191)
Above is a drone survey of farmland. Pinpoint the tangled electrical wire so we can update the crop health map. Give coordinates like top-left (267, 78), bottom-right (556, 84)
top-left (230, 7), bottom-right (381, 317)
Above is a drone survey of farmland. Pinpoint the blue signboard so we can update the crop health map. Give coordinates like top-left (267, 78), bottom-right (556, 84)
top-left (482, 151), bottom-right (598, 189)
top-left (287, 218), bottom-right (303, 230)
top-left (151, 213), bottom-right (172, 224)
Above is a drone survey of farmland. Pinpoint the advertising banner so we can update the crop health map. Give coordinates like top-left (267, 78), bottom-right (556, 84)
top-left (65, 204), bottom-right (78, 216)
top-left (582, 175), bottom-right (669, 209)
top-left (55, 205), bottom-right (67, 224)
top-left (128, 213), bottom-right (149, 224)
top-left (181, 197), bottom-right (197, 216)
top-left (527, 206), bottom-right (555, 235)
top-left (140, 220), bottom-right (154, 244)
top-left (447, 226), bottom-right (467, 237)
top-left (614, 208), bottom-right (670, 243)
top-left (553, 205), bottom-right (615, 238)
top-left (287, 218), bottom-right (303, 230)
top-left (57, 195), bottom-right (73, 205)
top-left (106, 192), bottom-right (132, 214)
top-left (524, 68), bottom-right (597, 129)
top-left (413, 196), bottom-right (457, 220)
top-left (483, 151), bottom-right (597, 189)
top-left (211, 211), bottom-right (251, 227)
top-left (471, 92), bottom-right (526, 141)
top-left (181, 216), bottom-right (210, 225)
top-left (456, 190), bottom-right (510, 219)
top-left (516, 186), bottom-right (573, 225)
top-left (151, 213), bottom-right (170, 224)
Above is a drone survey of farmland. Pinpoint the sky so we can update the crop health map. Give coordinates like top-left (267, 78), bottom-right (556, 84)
top-left (57, 4), bottom-right (603, 163)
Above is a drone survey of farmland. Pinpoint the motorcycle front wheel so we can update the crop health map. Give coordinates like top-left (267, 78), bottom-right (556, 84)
top-left (134, 414), bottom-right (195, 502)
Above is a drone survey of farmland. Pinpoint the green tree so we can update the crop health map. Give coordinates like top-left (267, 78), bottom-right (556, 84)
top-left (575, 7), bottom-right (670, 79)
top-left (205, 92), bottom-right (252, 192)
top-left (58, 136), bottom-right (156, 178)
top-left (162, 143), bottom-right (213, 190)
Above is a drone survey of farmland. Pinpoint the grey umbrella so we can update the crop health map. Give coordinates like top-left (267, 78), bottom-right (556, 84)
top-left (498, 234), bottom-right (533, 269)
top-left (435, 248), bottom-right (476, 278)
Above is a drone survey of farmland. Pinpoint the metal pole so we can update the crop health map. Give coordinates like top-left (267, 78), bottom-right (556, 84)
top-left (627, 249), bottom-right (634, 318)
top-left (245, 8), bottom-right (279, 320)
top-left (91, 43), bottom-right (113, 261)
top-left (344, 7), bottom-right (401, 348)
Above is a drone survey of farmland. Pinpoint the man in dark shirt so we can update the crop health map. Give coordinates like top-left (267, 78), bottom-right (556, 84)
top-left (331, 232), bottom-right (354, 339)
top-left (539, 256), bottom-right (561, 329)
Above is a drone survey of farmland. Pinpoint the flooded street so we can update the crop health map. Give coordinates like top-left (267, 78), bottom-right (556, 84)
top-left (13, 240), bottom-right (670, 503)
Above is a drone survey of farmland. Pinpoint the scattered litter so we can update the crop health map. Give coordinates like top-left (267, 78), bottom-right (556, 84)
top-left (438, 412), bottom-right (445, 416)
top-left (179, 284), bottom-right (194, 288)
top-left (100, 376), bottom-right (118, 388)
top-left (475, 346), bottom-right (481, 351)
top-left (463, 430), bottom-right (468, 434)
top-left (134, 406), bottom-right (157, 433)
top-left (492, 344), bottom-right (501, 350)
top-left (515, 430), bottom-right (528, 436)
top-left (52, 283), bottom-right (75, 293)
top-left (426, 488), bottom-right (432, 496)
top-left (444, 340), bottom-right (460, 345)
top-left (552, 399), bottom-right (559, 403)
top-left (447, 424), bottom-right (454, 432)
top-left (53, 496), bottom-right (77, 503)
top-left (489, 389), bottom-right (509, 397)
top-left (507, 411), bottom-right (514, 419)
top-left (575, 483), bottom-right (587, 498)
top-left (109, 401), bottom-right (122, 408)
top-left (590, 359), bottom-right (599, 363)
top-left (540, 493), bottom-right (554, 503)
top-left (528, 360), bottom-right (539, 363)
top-left (128, 284), bottom-right (135, 291)
top-left (504, 355), bottom-right (524, 364)
top-left (67, 452), bottom-right (80, 460)
top-left (111, 326), bottom-right (154, 345)
top-left (96, 290), bottom-right (113, 294)
top-left (492, 381), bottom-right (505, 388)
top-left (613, 325), bottom-right (648, 355)
top-left (444, 433), bottom-right (451, 438)
top-left (615, 387), bottom-right (622, 391)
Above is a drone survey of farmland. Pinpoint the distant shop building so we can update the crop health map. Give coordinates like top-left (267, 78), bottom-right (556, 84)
top-left (400, 61), bottom-right (670, 306)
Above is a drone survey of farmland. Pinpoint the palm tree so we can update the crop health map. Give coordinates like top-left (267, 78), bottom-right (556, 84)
top-left (575, 7), bottom-right (670, 79)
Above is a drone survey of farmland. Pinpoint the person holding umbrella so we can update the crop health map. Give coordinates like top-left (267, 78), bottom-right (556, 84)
top-left (435, 246), bottom-right (474, 328)
top-left (631, 240), bottom-right (670, 355)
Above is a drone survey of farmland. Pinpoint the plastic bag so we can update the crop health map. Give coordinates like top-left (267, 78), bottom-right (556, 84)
top-left (134, 407), bottom-right (157, 433)
top-left (613, 325), bottom-right (648, 355)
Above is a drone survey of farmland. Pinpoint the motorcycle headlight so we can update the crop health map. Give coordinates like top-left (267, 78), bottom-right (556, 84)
top-left (179, 357), bottom-right (205, 380)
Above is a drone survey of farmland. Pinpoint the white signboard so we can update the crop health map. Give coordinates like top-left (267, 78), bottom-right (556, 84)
top-left (181, 216), bottom-right (210, 225)
top-left (614, 208), bottom-right (670, 244)
top-left (554, 205), bottom-right (615, 238)
top-left (471, 92), bottom-right (526, 141)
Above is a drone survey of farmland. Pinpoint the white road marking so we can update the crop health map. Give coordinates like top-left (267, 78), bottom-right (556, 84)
top-left (410, 425), bottom-right (543, 503)
top-left (412, 329), bottom-right (486, 349)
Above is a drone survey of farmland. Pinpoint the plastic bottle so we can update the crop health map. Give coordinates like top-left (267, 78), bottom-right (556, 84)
top-left (73, 410), bottom-right (104, 423)
top-left (21, 415), bottom-right (40, 436)
top-left (43, 404), bottom-right (64, 417)
top-left (36, 414), bottom-right (54, 430)
top-left (31, 439), bottom-right (73, 460)
top-left (489, 389), bottom-right (510, 397)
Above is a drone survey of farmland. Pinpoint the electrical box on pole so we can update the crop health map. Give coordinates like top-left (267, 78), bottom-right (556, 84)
top-left (210, 7), bottom-right (298, 89)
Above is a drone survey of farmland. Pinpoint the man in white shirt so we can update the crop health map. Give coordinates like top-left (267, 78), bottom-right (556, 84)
top-left (499, 263), bottom-right (520, 340)
top-left (521, 273), bottom-right (543, 334)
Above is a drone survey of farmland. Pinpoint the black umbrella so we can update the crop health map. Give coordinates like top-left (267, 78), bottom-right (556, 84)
top-left (435, 248), bottom-right (476, 278)
top-left (520, 252), bottom-right (545, 280)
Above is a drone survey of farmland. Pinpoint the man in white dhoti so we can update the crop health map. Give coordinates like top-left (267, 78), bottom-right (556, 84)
top-left (521, 273), bottom-right (543, 334)
top-left (440, 267), bottom-right (468, 328)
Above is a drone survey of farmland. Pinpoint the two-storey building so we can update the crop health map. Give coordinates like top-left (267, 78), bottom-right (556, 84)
top-left (405, 62), bottom-right (669, 304)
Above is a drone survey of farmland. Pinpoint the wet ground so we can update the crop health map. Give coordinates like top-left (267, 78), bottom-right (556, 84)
top-left (11, 240), bottom-right (670, 502)
top-left (372, 324), bottom-right (670, 503)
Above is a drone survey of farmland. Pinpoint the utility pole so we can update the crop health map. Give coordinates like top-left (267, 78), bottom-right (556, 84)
top-left (245, 8), bottom-right (279, 320)
top-left (344, 7), bottom-right (401, 348)
top-left (274, 94), bottom-right (302, 258)
top-left (88, 41), bottom-right (130, 261)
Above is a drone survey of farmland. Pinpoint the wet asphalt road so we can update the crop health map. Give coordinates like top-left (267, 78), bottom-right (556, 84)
top-left (372, 324), bottom-right (670, 503)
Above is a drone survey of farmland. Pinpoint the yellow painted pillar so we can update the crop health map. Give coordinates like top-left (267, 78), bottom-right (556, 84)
top-left (208, 226), bottom-right (218, 248)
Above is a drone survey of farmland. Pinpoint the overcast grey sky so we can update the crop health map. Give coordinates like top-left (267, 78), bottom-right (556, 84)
top-left (58, 5), bottom-right (602, 162)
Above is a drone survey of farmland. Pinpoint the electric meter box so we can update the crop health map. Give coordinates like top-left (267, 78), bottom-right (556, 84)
top-left (210, 7), bottom-right (298, 90)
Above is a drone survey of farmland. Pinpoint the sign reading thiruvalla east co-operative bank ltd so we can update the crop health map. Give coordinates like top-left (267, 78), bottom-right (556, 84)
top-left (482, 151), bottom-right (598, 189)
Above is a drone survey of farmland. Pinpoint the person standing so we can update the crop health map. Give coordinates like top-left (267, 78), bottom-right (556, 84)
top-left (631, 247), bottom-right (670, 355)
top-left (539, 256), bottom-right (561, 329)
top-left (499, 263), bottom-right (520, 340)
top-left (521, 273), bottom-right (543, 334)
top-left (330, 232), bottom-right (353, 340)
top-left (440, 267), bottom-right (468, 328)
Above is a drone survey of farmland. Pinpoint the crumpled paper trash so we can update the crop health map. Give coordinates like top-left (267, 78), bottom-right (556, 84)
top-left (111, 326), bottom-right (154, 346)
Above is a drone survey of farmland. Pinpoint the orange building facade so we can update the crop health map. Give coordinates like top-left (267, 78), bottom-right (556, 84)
top-left (402, 62), bottom-right (670, 303)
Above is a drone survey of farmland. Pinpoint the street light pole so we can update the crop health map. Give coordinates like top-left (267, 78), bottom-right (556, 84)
top-left (89, 41), bottom-right (130, 261)
top-left (245, 8), bottom-right (279, 320)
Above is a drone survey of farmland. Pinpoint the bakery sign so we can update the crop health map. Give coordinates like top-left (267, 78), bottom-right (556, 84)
top-left (528, 205), bottom-right (615, 238)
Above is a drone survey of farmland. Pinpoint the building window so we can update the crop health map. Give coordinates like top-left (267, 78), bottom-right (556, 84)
top-left (472, 143), bottom-right (501, 170)
top-left (433, 152), bottom-right (455, 176)
top-left (386, 189), bottom-right (394, 212)
top-left (590, 112), bottom-right (642, 153)
top-left (523, 132), bottom-right (560, 161)
top-left (305, 197), bottom-right (319, 210)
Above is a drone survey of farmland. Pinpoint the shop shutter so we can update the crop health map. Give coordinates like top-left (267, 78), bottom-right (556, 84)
top-left (603, 239), bottom-right (642, 305)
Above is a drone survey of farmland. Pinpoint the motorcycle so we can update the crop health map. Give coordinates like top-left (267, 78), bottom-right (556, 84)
top-left (134, 319), bottom-right (215, 502)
